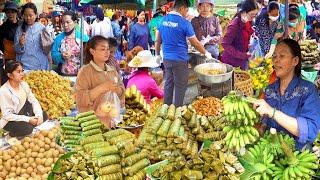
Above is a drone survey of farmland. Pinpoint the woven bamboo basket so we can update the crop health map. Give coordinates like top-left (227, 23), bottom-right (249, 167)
top-left (234, 70), bottom-right (254, 96)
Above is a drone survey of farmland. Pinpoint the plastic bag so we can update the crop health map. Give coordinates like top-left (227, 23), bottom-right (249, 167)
top-left (95, 92), bottom-right (121, 128)
top-left (40, 27), bottom-right (55, 55)
top-left (248, 35), bottom-right (264, 69)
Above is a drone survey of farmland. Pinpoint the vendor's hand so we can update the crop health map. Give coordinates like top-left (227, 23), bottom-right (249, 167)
top-left (29, 118), bottom-right (38, 126)
top-left (35, 117), bottom-right (43, 125)
top-left (246, 52), bottom-right (252, 59)
top-left (100, 82), bottom-right (119, 94)
top-left (212, 36), bottom-right (220, 43)
top-left (252, 99), bottom-right (274, 118)
top-left (62, 51), bottom-right (72, 60)
top-left (19, 33), bottom-right (26, 48)
top-left (204, 51), bottom-right (213, 60)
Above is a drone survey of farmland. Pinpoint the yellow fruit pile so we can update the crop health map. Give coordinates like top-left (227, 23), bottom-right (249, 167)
top-left (249, 58), bottom-right (273, 92)
top-left (25, 71), bottom-right (74, 119)
top-left (0, 127), bottom-right (65, 180)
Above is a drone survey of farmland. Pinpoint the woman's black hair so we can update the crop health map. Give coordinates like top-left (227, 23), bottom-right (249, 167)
top-left (62, 11), bottom-right (77, 22)
top-left (234, 0), bottom-right (259, 18)
top-left (95, 7), bottom-right (104, 21)
top-left (267, 1), bottom-right (280, 12)
top-left (5, 60), bottom-right (23, 77)
top-left (21, 2), bottom-right (38, 33)
top-left (276, 38), bottom-right (301, 77)
top-left (85, 35), bottom-right (109, 65)
top-left (239, 0), bottom-right (259, 13)
top-left (107, 37), bottom-right (118, 48)
top-left (289, 4), bottom-right (300, 21)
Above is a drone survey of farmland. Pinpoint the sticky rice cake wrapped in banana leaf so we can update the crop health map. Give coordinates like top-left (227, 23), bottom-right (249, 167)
top-left (81, 134), bottom-right (104, 145)
top-left (98, 164), bottom-right (122, 175)
top-left (166, 104), bottom-right (175, 120)
top-left (121, 150), bottom-right (148, 166)
top-left (97, 154), bottom-right (121, 167)
top-left (157, 119), bottom-right (171, 137)
top-left (157, 104), bottom-right (169, 118)
top-left (103, 129), bottom-right (130, 139)
top-left (97, 172), bottom-right (123, 180)
top-left (125, 170), bottom-right (146, 180)
top-left (123, 159), bottom-right (150, 176)
top-left (91, 145), bottom-right (119, 157)
top-left (167, 118), bottom-right (181, 138)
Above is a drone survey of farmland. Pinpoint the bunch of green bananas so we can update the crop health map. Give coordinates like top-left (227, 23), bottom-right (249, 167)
top-left (242, 144), bottom-right (275, 180)
top-left (222, 92), bottom-right (258, 126)
top-left (223, 125), bottom-right (259, 152)
top-left (272, 139), bottom-right (319, 180)
top-left (222, 92), bottom-right (260, 152)
top-left (259, 130), bottom-right (295, 158)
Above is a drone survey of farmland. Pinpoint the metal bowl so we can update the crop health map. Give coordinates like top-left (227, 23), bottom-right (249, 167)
top-left (194, 62), bottom-right (234, 84)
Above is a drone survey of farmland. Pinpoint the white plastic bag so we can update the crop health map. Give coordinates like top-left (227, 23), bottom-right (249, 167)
top-left (95, 91), bottom-right (121, 128)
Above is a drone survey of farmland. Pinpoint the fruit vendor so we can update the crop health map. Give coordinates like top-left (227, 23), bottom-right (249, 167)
top-left (0, 60), bottom-right (45, 137)
top-left (74, 35), bottom-right (125, 127)
top-left (127, 50), bottom-right (164, 103)
top-left (191, 0), bottom-right (222, 59)
top-left (252, 39), bottom-right (320, 150)
top-left (155, 0), bottom-right (212, 107)
top-left (221, 0), bottom-right (259, 70)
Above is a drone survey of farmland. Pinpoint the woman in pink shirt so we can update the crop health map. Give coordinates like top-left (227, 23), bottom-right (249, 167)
top-left (127, 50), bottom-right (164, 103)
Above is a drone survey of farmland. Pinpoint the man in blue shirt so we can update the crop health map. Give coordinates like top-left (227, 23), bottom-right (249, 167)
top-left (155, 0), bottom-right (212, 107)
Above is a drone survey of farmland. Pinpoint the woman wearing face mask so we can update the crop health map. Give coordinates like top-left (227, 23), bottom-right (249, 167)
top-left (14, 2), bottom-right (49, 71)
top-left (51, 11), bottom-right (89, 76)
top-left (255, 2), bottom-right (280, 56)
top-left (0, 61), bottom-right (45, 137)
top-left (274, 4), bottom-right (305, 42)
top-left (252, 39), bottom-right (320, 150)
top-left (221, 0), bottom-right (259, 70)
top-left (128, 10), bottom-right (153, 51)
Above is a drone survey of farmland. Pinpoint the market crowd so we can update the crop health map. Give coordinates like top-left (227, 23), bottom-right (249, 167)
top-left (0, 0), bottom-right (320, 150)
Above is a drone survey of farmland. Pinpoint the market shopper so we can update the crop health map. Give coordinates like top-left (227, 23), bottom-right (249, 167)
top-left (308, 21), bottom-right (320, 42)
top-left (127, 50), bottom-right (164, 103)
top-left (155, 0), bottom-right (212, 107)
top-left (106, 37), bottom-right (121, 73)
top-left (253, 39), bottom-right (320, 150)
top-left (14, 2), bottom-right (50, 71)
top-left (111, 13), bottom-right (125, 46)
top-left (74, 35), bottom-right (125, 127)
top-left (51, 11), bottom-right (62, 35)
top-left (0, 1), bottom-right (19, 85)
top-left (51, 11), bottom-right (89, 76)
top-left (0, 1), bottom-right (19, 61)
top-left (128, 10), bottom-right (153, 51)
top-left (91, 7), bottom-right (114, 38)
top-left (274, 4), bottom-right (305, 42)
top-left (191, 0), bottom-right (222, 59)
top-left (255, 2), bottom-right (280, 56)
top-left (221, 0), bottom-right (259, 70)
top-left (0, 60), bottom-right (45, 137)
